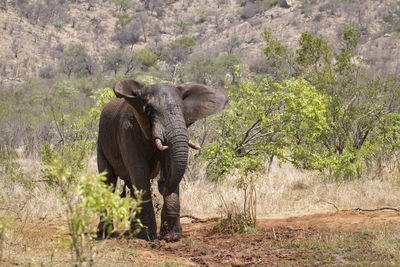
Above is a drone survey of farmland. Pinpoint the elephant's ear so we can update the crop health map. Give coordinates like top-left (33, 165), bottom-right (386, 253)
top-left (113, 79), bottom-right (152, 140)
top-left (113, 79), bottom-right (147, 98)
top-left (177, 83), bottom-right (228, 127)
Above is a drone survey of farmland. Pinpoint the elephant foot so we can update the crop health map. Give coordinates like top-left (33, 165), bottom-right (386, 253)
top-left (159, 219), bottom-right (182, 242)
top-left (97, 221), bottom-right (114, 239)
top-left (130, 220), bottom-right (157, 241)
top-left (133, 227), bottom-right (157, 241)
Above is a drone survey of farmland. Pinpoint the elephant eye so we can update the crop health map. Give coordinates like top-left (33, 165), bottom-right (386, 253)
top-left (145, 105), bottom-right (153, 117)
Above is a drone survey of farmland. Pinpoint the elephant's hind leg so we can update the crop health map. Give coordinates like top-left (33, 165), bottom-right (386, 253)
top-left (97, 143), bottom-right (118, 238)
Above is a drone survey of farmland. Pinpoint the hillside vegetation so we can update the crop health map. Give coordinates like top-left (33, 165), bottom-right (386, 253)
top-left (0, 0), bottom-right (399, 84)
top-left (0, 0), bottom-right (400, 265)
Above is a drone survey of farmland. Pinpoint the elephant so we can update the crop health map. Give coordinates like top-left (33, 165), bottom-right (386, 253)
top-left (97, 79), bottom-right (227, 241)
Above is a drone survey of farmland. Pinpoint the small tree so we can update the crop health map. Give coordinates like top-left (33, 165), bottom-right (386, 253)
top-left (112, 22), bottom-right (141, 48)
top-left (41, 146), bottom-right (142, 266)
top-left (11, 39), bottom-right (22, 58)
top-left (226, 35), bottom-right (240, 54)
top-left (115, 13), bottom-right (132, 27)
top-left (210, 26), bottom-right (400, 179)
top-left (216, 53), bottom-right (242, 84)
top-left (131, 48), bottom-right (158, 70)
top-left (185, 54), bottom-right (221, 85)
top-left (196, 8), bottom-right (207, 23)
top-left (162, 37), bottom-right (196, 65)
top-left (58, 44), bottom-right (96, 78)
top-left (102, 49), bottom-right (128, 75)
top-left (136, 13), bottom-right (149, 42)
top-left (262, 30), bottom-right (295, 81)
top-left (114, 0), bottom-right (130, 12)
top-left (174, 18), bottom-right (192, 35)
top-left (40, 87), bottom-right (143, 266)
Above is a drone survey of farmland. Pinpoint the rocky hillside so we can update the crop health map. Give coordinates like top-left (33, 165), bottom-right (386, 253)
top-left (0, 0), bottom-right (399, 86)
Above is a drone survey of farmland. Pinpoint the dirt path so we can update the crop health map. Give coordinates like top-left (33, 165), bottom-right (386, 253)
top-left (4, 209), bottom-right (400, 266)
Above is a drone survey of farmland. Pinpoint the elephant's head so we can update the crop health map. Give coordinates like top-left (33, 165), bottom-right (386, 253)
top-left (113, 79), bottom-right (227, 196)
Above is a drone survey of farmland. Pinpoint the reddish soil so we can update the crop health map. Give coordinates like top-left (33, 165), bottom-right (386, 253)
top-left (143, 209), bottom-right (400, 266)
top-left (5, 209), bottom-right (400, 266)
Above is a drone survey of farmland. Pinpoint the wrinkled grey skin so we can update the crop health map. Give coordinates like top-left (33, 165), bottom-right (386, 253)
top-left (97, 79), bottom-right (227, 241)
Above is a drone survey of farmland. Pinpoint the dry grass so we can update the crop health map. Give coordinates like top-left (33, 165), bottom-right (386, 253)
top-left (2, 155), bottom-right (400, 223)
top-left (2, 155), bottom-right (400, 265)
top-left (1, 157), bottom-right (63, 221)
top-left (180, 161), bottom-right (400, 218)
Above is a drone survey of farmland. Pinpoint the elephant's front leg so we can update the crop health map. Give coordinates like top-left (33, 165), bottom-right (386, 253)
top-left (132, 183), bottom-right (157, 240)
top-left (158, 180), bottom-right (182, 241)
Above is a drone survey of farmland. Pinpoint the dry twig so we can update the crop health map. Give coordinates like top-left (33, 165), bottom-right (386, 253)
top-left (354, 207), bottom-right (400, 212)
top-left (180, 214), bottom-right (219, 223)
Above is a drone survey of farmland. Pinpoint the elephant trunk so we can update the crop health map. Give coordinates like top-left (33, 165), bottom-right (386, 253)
top-left (162, 118), bottom-right (188, 196)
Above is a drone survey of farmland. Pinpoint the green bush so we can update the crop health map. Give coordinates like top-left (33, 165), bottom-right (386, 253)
top-left (212, 202), bottom-right (256, 234)
top-left (184, 54), bottom-right (222, 85)
top-left (115, 13), bottom-right (133, 27)
top-left (174, 18), bottom-right (192, 34)
top-left (204, 26), bottom-right (400, 180)
top-left (131, 49), bottom-right (158, 70)
top-left (167, 36), bottom-right (196, 50)
top-left (114, 0), bottom-right (131, 12)
top-left (40, 86), bottom-right (142, 265)
top-left (216, 53), bottom-right (242, 82)
top-left (102, 49), bottom-right (128, 75)
top-left (53, 20), bottom-right (64, 30)
top-left (58, 44), bottom-right (96, 78)
top-left (197, 8), bottom-right (208, 23)
top-left (0, 149), bottom-right (33, 189)
top-left (42, 147), bottom-right (142, 265)
top-left (161, 37), bottom-right (196, 65)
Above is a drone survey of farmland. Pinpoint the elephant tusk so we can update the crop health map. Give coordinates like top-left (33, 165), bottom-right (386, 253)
top-left (188, 140), bottom-right (201, 150)
top-left (155, 138), bottom-right (168, 150)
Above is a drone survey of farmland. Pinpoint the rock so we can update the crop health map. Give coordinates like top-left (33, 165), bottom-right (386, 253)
top-left (384, 33), bottom-right (392, 38)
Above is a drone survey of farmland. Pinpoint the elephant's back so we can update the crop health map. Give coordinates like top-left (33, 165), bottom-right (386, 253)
top-left (99, 98), bottom-right (134, 131)
top-left (100, 98), bottom-right (126, 122)
top-left (98, 98), bottom-right (135, 178)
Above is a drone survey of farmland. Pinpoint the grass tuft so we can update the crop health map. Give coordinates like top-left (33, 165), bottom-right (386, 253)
top-left (212, 211), bottom-right (256, 234)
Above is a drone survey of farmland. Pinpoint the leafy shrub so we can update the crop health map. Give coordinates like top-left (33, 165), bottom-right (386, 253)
top-left (16, 0), bottom-right (70, 26)
top-left (131, 49), bottom-right (158, 70)
top-left (238, 3), bottom-right (262, 19)
top-left (212, 202), bottom-right (256, 234)
top-left (42, 147), bottom-right (142, 265)
top-left (196, 8), bottom-right (208, 23)
top-left (102, 49), bottom-right (128, 75)
top-left (205, 27), bottom-right (400, 180)
top-left (0, 149), bottom-right (33, 189)
top-left (174, 18), bottom-right (192, 34)
top-left (39, 65), bottom-right (56, 79)
top-left (226, 35), bottom-right (241, 54)
top-left (167, 36), bottom-right (196, 50)
top-left (39, 86), bottom-right (142, 265)
top-left (73, 78), bottom-right (94, 96)
top-left (115, 13), bottom-right (132, 27)
top-left (112, 22), bottom-right (141, 48)
top-left (58, 44), bottom-right (96, 78)
top-left (262, 30), bottom-right (295, 80)
top-left (114, 0), bottom-right (131, 12)
top-left (216, 53), bottom-right (242, 81)
top-left (161, 37), bottom-right (196, 65)
top-left (53, 20), bottom-right (64, 30)
top-left (184, 54), bottom-right (222, 85)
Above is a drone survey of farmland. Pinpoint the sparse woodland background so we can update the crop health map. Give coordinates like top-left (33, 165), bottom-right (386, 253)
top-left (1, 0), bottom-right (400, 265)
